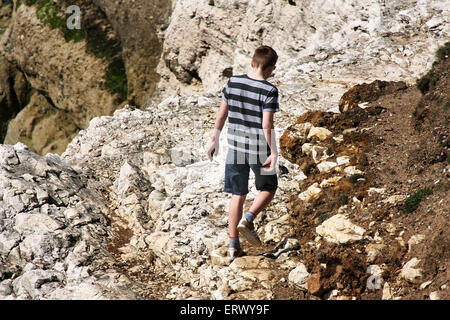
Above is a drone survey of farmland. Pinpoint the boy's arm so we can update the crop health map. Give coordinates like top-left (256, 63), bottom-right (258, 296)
top-left (207, 99), bottom-right (228, 160)
top-left (262, 111), bottom-right (277, 171)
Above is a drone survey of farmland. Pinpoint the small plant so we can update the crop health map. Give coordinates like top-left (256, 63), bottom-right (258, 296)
top-left (401, 187), bottom-right (432, 213)
top-left (36, 0), bottom-right (65, 29)
top-left (417, 42), bottom-right (449, 94)
top-left (318, 213), bottom-right (329, 224)
top-left (326, 147), bottom-right (333, 156)
top-left (444, 102), bottom-right (449, 112)
top-left (338, 193), bottom-right (349, 205)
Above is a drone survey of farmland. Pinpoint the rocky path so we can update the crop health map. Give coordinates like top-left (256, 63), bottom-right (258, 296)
top-left (1, 78), bottom-right (448, 299)
top-left (1, 0), bottom-right (449, 301)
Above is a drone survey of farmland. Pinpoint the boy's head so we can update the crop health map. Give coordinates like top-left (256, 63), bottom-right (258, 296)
top-left (252, 46), bottom-right (278, 71)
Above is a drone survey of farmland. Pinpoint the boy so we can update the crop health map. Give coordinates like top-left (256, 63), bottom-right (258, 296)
top-left (206, 45), bottom-right (279, 260)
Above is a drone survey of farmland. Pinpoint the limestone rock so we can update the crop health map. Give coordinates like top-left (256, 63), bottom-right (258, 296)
top-left (317, 161), bottom-right (338, 173)
top-left (159, 0), bottom-right (449, 122)
top-left (407, 234), bottom-right (425, 252)
top-left (316, 214), bottom-right (366, 244)
top-left (0, 144), bottom-right (136, 299)
top-left (320, 176), bottom-right (342, 188)
top-left (307, 126), bottom-right (333, 141)
top-left (400, 258), bottom-right (422, 283)
top-left (288, 263), bottom-right (310, 291)
top-left (382, 282), bottom-right (393, 300)
top-left (298, 183), bottom-right (322, 202)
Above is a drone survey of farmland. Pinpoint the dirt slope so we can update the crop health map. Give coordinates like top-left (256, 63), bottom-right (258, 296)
top-left (276, 42), bottom-right (449, 300)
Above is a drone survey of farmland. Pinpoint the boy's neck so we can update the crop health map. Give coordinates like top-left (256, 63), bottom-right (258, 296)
top-left (247, 67), bottom-right (266, 81)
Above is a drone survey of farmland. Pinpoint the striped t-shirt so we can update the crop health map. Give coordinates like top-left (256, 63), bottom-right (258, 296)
top-left (221, 74), bottom-right (279, 157)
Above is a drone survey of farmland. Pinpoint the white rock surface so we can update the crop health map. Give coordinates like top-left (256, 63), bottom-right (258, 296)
top-left (400, 258), bottom-right (423, 283)
top-left (0, 144), bottom-right (138, 299)
top-left (288, 263), bottom-right (310, 291)
top-left (316, 214), bottom-right (366, 244)
top-left (158, 0), bottom-right (449, 125)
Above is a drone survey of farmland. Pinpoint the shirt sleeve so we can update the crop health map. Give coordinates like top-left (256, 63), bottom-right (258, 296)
top-left (221, 80), bottom-right (230, 104)
top-left (263, 87), bottom-right (279, 112)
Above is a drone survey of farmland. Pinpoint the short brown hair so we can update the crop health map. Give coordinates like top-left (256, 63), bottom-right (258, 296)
top-left (252, 46), bottom-right (278, 70)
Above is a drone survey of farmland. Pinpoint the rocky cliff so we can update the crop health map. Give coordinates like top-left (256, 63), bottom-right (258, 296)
top-left (0, 0), bottom-right (171, 154)
top-left (0, 0), bottom-right (449, 300)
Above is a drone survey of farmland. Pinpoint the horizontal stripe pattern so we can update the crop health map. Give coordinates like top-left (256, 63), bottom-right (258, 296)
top-left (222, 75), bottom-right (279, 155)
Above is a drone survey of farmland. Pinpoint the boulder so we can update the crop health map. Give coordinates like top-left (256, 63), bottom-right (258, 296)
top-left (316, 214), bottom-right (366, 244)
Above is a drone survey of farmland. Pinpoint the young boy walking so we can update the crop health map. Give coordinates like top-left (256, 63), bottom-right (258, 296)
top-left (206, 46), bottom-right (279, 260)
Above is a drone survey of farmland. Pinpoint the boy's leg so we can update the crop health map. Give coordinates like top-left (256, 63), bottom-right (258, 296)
top-left (247, 157), bottom-right (278, 219)
top-left (228, 194), bottom-right (247, 239)
top-left (247, 190), bottom-right (276, 219)
top-left (237, 160), bottom-right (278, 246)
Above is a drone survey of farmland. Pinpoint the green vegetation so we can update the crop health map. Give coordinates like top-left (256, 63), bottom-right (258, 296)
top-left (338, 193), bottom-right (349, 205)
top-left (417, 41), bottom-right (449, 94)
top-left (401, 187), bottom-right (432, 213)
top-left (326, 147), bottom-right (333, 156)
top-left (105, 59), bottom-right (128, 100)
top-left (32, 0), bottom-right (85, 42)
top-left (318, 213), bottom-right (329, 224)
top-left (36, 0), bottom-right (64, 29)
top-left (417, 70), bottom-right (439, 94)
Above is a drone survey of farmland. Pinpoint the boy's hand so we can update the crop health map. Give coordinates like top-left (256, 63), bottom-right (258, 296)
top-left (262, 153), bottom-right (277, 172)
top-left (206, 139), bottom-right (219, 161)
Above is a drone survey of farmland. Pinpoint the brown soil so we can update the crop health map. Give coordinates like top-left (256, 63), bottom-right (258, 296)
top-left (275, 42), bottom-right (449, 300)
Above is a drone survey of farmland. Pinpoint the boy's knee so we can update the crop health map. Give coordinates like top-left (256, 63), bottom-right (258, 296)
top-left (261, 189), bottom-right (276, 197)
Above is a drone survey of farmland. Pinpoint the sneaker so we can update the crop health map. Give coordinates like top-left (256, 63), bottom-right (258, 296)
top-left (237, 217), bottom-right (262, 246)
top-left (227, 247), bottom-right (245, 261)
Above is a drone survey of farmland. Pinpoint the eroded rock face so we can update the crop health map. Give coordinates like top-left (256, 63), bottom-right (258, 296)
top-left (4, 91), bottom-right (79, 155)
top-left (93, 0), bottom-right (172, 107)
top-left (158, 0), bottom-right (449, 118)
top-left (1, 3), bottom-right (119, 129)
top-left (0, 53), bottom-right (32, 142)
